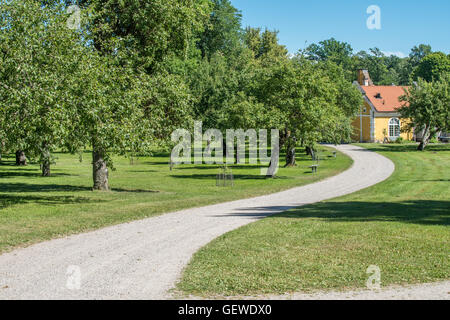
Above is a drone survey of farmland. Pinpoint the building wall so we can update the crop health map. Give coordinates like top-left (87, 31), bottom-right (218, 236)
top-left (351, 117), bottom-right (361, 141)
top-left (351, 101), bottom-right (373, 142)
top-left (374, 117), bottom-right (413, 142)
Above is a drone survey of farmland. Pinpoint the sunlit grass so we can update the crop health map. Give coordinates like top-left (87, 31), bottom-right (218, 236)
top-left (0, 146), bottom-right (351, 253)
top-left (177, 144), bottom-right (450, 297)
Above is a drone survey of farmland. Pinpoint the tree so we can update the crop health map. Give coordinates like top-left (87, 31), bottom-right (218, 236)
top-left (75, 0), bottom-right (211, 73)
top-left (251, 57), bottom-right (361, 170)
top-left (197, 0), bottom-right (242, 58)
top-left (399, 77), bottom-right (450, 151)
top-left (0, 0), bottom-right (85, 176)
top-left (1, 0), bottom-right (196, 189)
top-left (244, 27), bottom-right (288, 61)
top-left (304, 38), bottom-right (354, 81)
top-left (63, 55), bottom-right (151, 190)
top-left (413, 52), bottom-right (450, 82)
top-left (304, 38), bottom-right (353, 65)
top-left (409, 44), bottom-right (432, 68)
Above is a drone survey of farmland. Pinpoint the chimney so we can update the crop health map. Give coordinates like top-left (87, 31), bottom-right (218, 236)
top-left (357, 69), bottom-right (373, 86)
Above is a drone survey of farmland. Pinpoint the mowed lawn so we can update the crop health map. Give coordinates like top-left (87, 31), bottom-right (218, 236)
top-left (177, 144), bottom-right (450, 297)
top-left (0, 146), bottom-right (351, 253)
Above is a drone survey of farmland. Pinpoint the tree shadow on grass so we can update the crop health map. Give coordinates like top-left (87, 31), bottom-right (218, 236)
top-left (362, 144), bottom-right (450, 153)
top-left (0, 171), bottom-right (74, 178)
top-left (173, 164), bottom-right (265, 171)
top-left (225, 200), bottom-right (450, 226)
top-left (170, 174), bottom-right (291, 180)
top-left (124, 169), bottom-right (158, 174)
top-left (0, 182), bottom-right (92, 193)
top-left (0, 182), bottom-right (158, 194)
top-left (111, 188), bottom-right (159, 193)
top-left (0, 194), bottom-right (100, 210)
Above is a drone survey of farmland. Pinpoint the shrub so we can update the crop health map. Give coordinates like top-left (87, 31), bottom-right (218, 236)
top-left (394, 137), bottom-right (404, 144)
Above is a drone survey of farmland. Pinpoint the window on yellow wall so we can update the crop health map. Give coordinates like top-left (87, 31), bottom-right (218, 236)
top-left (389, 118), bottom-right (400, 138)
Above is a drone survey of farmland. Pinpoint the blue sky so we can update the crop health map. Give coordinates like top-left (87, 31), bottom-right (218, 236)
top-left (231, 0), bottom-right (450, 57)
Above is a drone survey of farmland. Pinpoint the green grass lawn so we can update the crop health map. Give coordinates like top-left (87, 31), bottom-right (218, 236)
top-left (177, 144), bottom-right (450, 297)
top-left (0, 146), bottom-right (351, 253)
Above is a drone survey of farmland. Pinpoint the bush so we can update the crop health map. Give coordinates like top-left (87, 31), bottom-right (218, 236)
top-left (394, 137), bottom-right (404, 144)
top-left (430, 137), bottom-right (439, 144)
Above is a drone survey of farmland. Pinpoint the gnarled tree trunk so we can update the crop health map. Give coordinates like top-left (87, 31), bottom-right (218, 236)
top-left (15, 150), bottom-right (27, 166)
top-left (41, 143), bottom-right (51, 177)
top-left (266, 130), bottom-right (285, 178)
top-left (41, 160), bottom-right (51, 177)
top-left (92, 148), bottom-right (109, 191)
top-left (305, 146), bottom-right (316, 161)
top-left (418, 125), bottom-right (431, 151)
top-left (285, 145), bottom-right (296, 167)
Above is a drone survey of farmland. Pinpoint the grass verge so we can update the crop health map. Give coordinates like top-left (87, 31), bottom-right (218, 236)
top-left (0, 146), bottom-right (351, 253)
top-left (177, 144), bottom-right (450, 297)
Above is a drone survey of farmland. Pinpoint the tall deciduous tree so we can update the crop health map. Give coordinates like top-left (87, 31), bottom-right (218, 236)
top-left (304, 38), bottom-right (354, 81)
top-left (0, 0), bottom-right (84, 176)
top-left (399, 77), bottom-right (450, 151)
top-left (413, 52), bottom-right (450, 82)
top-left (252, 57), bottom-right (361, 170)
top-left (198, 0), bottom-right (242, 58)
top-left (66, 55), bottom-right (150, 190)
top-left (74, 0), bottom-right (211, 73)
top-left (409, 44), bottom-right (432, 68)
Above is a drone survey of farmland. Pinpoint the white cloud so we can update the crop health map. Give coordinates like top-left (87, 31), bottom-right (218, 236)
top-left (381, 51), bottom-right (407, 58)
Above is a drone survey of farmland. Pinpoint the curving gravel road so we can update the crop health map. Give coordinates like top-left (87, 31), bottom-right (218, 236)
top-left (0, 144), bottom-right (396, 300)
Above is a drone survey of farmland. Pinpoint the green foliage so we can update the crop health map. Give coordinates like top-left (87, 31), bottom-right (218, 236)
top-left (394, 137), bottom-right (404, 144)
top-left (245, 27), bottom-right (288, 61)
top-left (304, 38), bottom-right (354, 80)
top-left (399, 76), bottom-right (450, 150)
top-left (2, 0), bottom-right (445, 185)
top-left (251, 57), bottom-right (362, 149)
top-left (413, 52), bottom-right (450, 82)
top-left (0, 0), bottom-right (84, 164)
top-left (409, 44), bottom-right (432, 68)
top-left (197, 0), bottom-right (242, 58)
top-left (1, 0), bottom-right (199, 181)
top-left (303, 39), bottom-right (440, 86)
top-left (77, 0), bottom-right (211, 73)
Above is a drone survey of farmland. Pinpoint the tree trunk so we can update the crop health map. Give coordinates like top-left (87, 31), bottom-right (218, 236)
top-left (41, 160), bottom-right (51, 177)
top-left (92, 148), bottom-right (109, 191)
top-left (15, 150), bottom-right (27, 166)
top-left (266, 139), bottom-right (283, 178)
top-left (418, 126), bottom-right (431, 151)
top-left (285, 144), bottom-right (296, 167)
top-left (305, 146), bottom-right (311, 156)
top-left (305, 146), bottom-right (316, 160)
top-left (418, 140), bottom-right (429, 151)
top-left (41, 142), bottom-right (51, 177)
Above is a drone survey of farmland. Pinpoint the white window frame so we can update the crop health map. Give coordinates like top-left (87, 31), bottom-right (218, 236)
top-left (388, 117), bottom-right (401, 140)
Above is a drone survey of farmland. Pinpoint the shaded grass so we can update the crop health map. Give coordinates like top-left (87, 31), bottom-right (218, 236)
top-left (177, 144), bottom-right (450, 297)
top-left (0, 146), bottom-right (351, 253)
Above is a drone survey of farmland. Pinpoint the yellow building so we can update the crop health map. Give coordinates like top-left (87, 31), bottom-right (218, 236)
top-left (352, 70), bottom-right (413, 143)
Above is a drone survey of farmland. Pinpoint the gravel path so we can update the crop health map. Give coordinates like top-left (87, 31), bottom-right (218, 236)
top-left (0, 144), bottom-right (397, 300)
top-left (283, 281), bottom-right (450, 300)
top-left (192, 281), bottom-right (450, 300)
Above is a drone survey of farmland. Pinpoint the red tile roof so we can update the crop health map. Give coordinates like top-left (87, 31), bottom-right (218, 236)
top-left (362, 86), bottom-right (409, 112)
